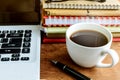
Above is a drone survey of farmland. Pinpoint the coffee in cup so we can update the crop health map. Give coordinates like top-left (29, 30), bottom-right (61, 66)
top-left (70, 30), bottom-right (108, 47)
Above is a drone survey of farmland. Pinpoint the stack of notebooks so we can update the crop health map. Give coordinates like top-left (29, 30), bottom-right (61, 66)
top-left (41, 0), bottom-right (120, 43)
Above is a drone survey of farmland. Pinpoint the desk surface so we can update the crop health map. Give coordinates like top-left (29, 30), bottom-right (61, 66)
top-left (40, 42), bottom-right (120, 80)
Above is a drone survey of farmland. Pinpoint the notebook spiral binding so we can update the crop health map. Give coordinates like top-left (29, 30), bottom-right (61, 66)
top-left (43, 16), bottom-right (120, 27)
top-left (44, 3), bottom-right (120, 9)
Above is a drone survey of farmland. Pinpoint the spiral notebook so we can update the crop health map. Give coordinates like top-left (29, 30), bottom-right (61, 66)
top-left (43, 16), bottom-right (120, 26)
top-left (42, 0), bottom-right (120, 10)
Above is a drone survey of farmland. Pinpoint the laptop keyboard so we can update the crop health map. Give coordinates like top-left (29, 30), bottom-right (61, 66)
top-left (0, 30), bottom-right (32, 62)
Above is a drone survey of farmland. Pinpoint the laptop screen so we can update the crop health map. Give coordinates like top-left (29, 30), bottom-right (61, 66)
top-left (0, 0), bottom-right (40, 25)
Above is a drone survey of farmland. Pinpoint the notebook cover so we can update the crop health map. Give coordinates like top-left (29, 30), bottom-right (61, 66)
top-left (43, 9), bottom-right (87, 16)
top-left (42, 37), bottom-right (120, 43)
top-left (43, 9), bottom-right (120, 16)
top-left (113, 37), bottom-right (120, 41)
top-left (112, 32), bottom-right (120, 37)
top-left (42, 37), bottom-right (66, 43)
top-left (42, 26), bottom-right (120, 38)
top-left (44, 27), bottom-right (67, 38)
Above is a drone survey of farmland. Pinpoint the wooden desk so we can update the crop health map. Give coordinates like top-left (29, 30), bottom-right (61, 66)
top-left (40, 42), bottom-right (120, 80)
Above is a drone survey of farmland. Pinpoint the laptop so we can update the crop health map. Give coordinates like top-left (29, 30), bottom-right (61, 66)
top-left (0, 0), bottom-right (41, 80)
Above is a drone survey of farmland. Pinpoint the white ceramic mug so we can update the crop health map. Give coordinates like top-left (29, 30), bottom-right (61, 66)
top-left (66, 23), bottom-right (119, 68)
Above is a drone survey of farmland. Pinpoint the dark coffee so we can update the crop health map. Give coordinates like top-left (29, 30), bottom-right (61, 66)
top-left (70, 30), bottom-right (108, 47)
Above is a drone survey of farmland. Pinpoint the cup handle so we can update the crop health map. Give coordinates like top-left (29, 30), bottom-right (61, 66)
top-left (96, 49), bottom-right (119, 68)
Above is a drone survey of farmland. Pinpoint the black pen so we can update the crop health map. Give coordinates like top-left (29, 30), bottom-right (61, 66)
top-left (50, 60), bottom-right (92, 80)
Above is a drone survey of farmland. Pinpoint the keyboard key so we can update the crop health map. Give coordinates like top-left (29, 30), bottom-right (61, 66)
top-left (11, 57), bottom-right (19, 61)
top-left (25, 30), bottom-right (32, 33)
top-left (9, 38), bottom-right (22, 43)
top-left (2, 43), bottom-right (21, 48)
top-left (10, 30), bottom-right (16, 34)
top-left (0, 34), bottom-right (5, 38)
top-left (17, 30), bottom-right (24, 34)
top-left (21, 57), bottom-right (29, 61)
top-left (7, 33), bottom-right (23, 37)
top-left (23, 42), bottom-right (30, 47)
top-left (24, 33), bottom-right (31, 37)
top-left (1, 38), bottom-right (8, 43)
top-left (2, 30), bottom-right (8, 34)
top-left (12, 54), bottom-right (20, 57)
top-left (1, 57), bottom-right (10, 61)
top-left (24, 37), bottom-right (31, 42)
top-left (22, 48), bottom-right (30, 53)
top-left (0, 49), bottom-right (21, 54)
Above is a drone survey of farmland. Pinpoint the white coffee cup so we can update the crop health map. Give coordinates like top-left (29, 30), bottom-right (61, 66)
top-left (66, 23), bottom-right (119, 68)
